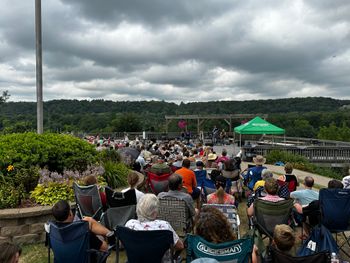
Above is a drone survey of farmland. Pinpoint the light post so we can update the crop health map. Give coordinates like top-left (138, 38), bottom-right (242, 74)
top-left (35, 0), bottom-right (43, 134)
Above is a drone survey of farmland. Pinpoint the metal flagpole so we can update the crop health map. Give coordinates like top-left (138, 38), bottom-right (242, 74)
top-left (35, 0), bottom-right (43, 134)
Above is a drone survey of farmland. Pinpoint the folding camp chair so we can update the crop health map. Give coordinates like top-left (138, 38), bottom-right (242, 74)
top-left (186, 234), bottom-right (253, 263)
top-left (145, 171), bottom-right (171, 195)
top-left (253, 199), bottom-right (294, 241)
top-left (158, 196), bottom-right (193, 237)
top-left (104, 187), bottom-right (137, 208)
top-left (202, 204), bottom-right (241, 238)
top-left (115, 225), bottom-right (174, 263)
top-left (319, 188), bottom-right (350, 258)
top-left (195, 171), bottom-right (215, 193)
top-left (103, 205), bottom-right (136, 231)
top-left (46, 221), bottom-right (110, 263)
top-left (73, 182), bottom-right (103, 221)
top-left (265, 246), bottom-right (331, 263)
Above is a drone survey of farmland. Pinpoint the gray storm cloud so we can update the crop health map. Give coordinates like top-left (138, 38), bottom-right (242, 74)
top-left (0, 0), bottom-right (349, 102)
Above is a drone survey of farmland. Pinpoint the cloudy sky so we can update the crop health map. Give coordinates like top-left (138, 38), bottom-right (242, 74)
top-left (1, 0), bottom-right (350, 103)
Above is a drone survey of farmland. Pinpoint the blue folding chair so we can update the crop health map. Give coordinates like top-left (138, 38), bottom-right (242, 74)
top-left (195, 170), bottom-right (216, 203)
top-left (319, 188), bottom-right (350, 258)
top-left (115, 226), bottom-right (174, 263)
top-left (186, 234), bottom-right (253, 263)
top-left (47, 221), bottom-right (110, 263)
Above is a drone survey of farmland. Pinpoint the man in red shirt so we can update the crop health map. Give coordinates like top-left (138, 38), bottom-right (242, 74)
top-left (175, 159), bottom-right (200, 201)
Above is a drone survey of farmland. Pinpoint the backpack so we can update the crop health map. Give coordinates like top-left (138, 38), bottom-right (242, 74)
top-left (297, 224), bottom-right (338, 256)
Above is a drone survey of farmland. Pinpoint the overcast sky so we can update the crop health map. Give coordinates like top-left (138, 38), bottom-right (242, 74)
top-left (1, 0), bottom-right (350, 103)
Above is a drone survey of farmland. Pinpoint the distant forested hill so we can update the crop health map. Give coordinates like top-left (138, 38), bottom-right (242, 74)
top-left (1, 97), bottom-right (349, 116)
top-left (1, 97), bottom-right (350, 139)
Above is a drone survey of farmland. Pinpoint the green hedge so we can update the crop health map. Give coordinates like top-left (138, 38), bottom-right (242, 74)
top-left (0, 132), bottom-right (98, 173)
top-left (266, 150), bottom-right (342, 180)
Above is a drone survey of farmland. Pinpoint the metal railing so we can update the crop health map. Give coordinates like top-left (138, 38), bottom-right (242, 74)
top-left (243, 145), bottom-right (350, 164)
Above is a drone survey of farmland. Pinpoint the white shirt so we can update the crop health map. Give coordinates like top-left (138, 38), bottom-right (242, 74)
top-left (125, 219), bottom-right (179, 245)
top-left (342, 175), bottom-right (350, 189)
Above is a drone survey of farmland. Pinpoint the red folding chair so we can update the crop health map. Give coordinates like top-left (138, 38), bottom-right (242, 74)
top-left (145, 172), bottom-right (171, 195)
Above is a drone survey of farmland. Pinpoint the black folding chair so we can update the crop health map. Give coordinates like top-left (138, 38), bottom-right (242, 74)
top-left (104, 187), bottom-right (136, 208)
top-left (73, 182), bottom-right (103, 221)
top-left (115, 225), bottom-right (174, 263)
top-left (103, 205), bottom-right (136, 231)
top-left (319, 188), bottom-right (350, 258)
top-left (265, 246), bottom-right (330, 263)
top-left (253, 199), bottom-right (294, 241)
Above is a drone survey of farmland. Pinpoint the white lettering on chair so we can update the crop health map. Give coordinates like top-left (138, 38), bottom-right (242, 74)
top-left (196, 242), bottom-right (242, 256)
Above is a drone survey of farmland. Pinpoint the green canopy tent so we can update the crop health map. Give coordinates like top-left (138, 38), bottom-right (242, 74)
top-left (234, 116), bottom-right (285, 146)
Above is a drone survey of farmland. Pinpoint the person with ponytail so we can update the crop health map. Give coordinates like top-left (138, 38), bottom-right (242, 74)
top-left (207, 174), bottom-right (235, 205)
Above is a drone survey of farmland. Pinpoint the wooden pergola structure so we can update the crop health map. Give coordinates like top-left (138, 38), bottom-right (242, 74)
top-left (165, 114), bottom-right (268, 135)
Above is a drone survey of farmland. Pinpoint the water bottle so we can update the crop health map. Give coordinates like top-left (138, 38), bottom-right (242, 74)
top-left (331, 252), bottom-right (339, 263)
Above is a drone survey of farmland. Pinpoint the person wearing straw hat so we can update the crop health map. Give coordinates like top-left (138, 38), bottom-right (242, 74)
top-left (122, 170), bottom-right (145, 202)
top-left (243, 155), bottom-right (267, 191)
top-left (206, 153), bottom-right (218, 168)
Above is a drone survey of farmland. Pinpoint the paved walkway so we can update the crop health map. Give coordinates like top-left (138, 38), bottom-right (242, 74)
top-left (213, 144), bottom-right (331, 188)
top-left (241, 162), bottom-right (331, 188)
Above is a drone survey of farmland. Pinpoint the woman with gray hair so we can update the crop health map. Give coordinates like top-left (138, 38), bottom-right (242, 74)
top-left (125, 194), bottom-right (184, 261)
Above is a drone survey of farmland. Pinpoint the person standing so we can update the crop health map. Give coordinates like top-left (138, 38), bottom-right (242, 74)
top-left (212, 126), bottom-right (219, 145)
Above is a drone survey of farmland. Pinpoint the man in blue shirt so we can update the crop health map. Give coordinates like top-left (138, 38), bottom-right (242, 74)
top-left (243, 155), bottom-right (267, 190)
top-left (290, 176), bottom-right (319, 208)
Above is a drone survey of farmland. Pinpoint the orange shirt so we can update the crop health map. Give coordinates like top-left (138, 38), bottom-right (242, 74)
top-left (175, 167), bottom-right (197, 194)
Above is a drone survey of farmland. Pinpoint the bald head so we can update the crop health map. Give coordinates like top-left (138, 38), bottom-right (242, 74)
top-left (304, 176), bottom-right (314, 188)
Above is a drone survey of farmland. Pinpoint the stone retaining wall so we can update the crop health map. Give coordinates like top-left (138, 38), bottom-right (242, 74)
top-left (0, 206), bottom-right (54, 245)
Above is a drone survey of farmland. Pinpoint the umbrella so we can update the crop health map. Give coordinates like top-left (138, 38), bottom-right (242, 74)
top-left (117, 147), bottom-right (140, 165)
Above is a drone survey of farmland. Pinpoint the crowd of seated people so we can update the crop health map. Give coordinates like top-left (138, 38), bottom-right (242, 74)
top-left (50, 136), bottom-right (350, 262)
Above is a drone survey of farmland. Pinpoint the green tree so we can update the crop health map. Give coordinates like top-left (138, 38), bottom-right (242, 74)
top-left (2, 121), bottom-right (34, 134)
top-left (288, 119), bottom-right (316, 138)
top-left (318, 122), bottom-right (350, 142)
top-left (0, 90), bottom-right (9, 103)
top-left (111, 113), bottom-right (142, 132)
top-left (318, 123), bottom-right (339, 140)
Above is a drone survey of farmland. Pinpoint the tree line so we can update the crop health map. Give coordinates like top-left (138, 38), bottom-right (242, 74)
top-left (1, 96), bottom-right (350, 141)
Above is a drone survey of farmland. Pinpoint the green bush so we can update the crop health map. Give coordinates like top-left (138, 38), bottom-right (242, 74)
top-left (266, 150), bottom-right (342, 179)
top-left (0, 182), bottom-right (24, 209)
top-left (30, 182), bottom-right (74, 206)
top-left (103, 161), bottom-right (129, 189)
top-left (0, 132), bottom-right (98, 174)
top-left (266, 150), bottom-right (308, 165)
top-left (12, 166), bottom-right (40, 194)
top-left (99, 148), bottom-right (121, 163)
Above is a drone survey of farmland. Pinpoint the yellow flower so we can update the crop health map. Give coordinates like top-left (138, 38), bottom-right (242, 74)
top-left (7, 165), bottom-right (14, 172)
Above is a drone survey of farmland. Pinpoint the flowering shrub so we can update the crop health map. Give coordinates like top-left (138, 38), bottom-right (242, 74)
top-left (31, 165), bottom-right (105, 205)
